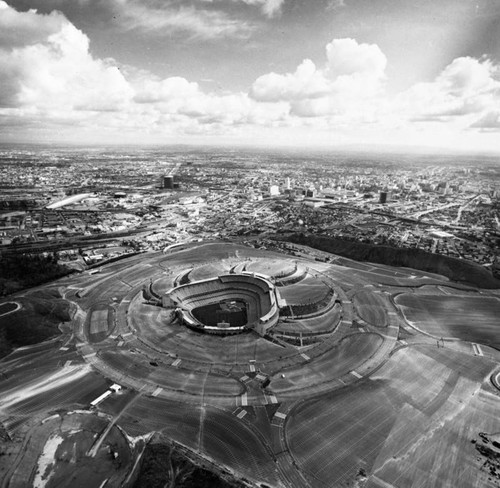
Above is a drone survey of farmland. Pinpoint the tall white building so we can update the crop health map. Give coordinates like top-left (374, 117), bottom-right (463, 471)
top-left (269, 185), bottom-right (280, 196)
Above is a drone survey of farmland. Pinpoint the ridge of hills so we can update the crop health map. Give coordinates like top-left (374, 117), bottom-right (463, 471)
top-left (284, 233), bottom-right (500, 289)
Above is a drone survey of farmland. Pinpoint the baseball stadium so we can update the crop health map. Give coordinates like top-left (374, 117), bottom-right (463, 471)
top-left (1, 241), bottom-right (500, 488)
top-left (162, 272), bottom-right (281, 335)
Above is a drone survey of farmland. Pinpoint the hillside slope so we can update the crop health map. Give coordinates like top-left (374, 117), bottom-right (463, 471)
top-left (284, 233), bottom-right (500, 289)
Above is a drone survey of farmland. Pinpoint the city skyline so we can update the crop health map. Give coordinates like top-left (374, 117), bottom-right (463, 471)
top-left (1, 0), bottom-right (500, 153)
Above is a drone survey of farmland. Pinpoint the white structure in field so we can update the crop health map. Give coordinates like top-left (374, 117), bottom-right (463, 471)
top-left (90, 383), bottom-right (122, 407)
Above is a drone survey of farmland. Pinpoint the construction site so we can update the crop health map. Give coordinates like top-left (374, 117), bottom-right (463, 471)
top-left (1, 241), bottom-right (500, 487)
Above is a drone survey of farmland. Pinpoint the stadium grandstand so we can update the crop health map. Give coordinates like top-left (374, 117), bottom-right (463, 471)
top-left (164, 273), bottom-right (280, 336)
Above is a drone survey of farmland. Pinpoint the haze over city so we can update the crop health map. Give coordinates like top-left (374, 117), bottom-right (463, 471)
top-left (1, 0), bottom-right (500, 152)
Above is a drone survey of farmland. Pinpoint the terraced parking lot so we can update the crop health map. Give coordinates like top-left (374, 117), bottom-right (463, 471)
top-left (395, 294), bottom-right (500, 347)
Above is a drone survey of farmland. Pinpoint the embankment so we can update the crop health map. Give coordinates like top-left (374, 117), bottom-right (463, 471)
top-left (283, 233), bottom-right (500, 289)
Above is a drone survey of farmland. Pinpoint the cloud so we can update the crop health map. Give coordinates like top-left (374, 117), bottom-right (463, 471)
top-left (1, 2), bottom-right (499, 151)
top-left (325, 38), bottom-right (386, 79)
top-left (198, 0), bottom-right (285, 18)
top-left (109, 0), bottom-right (253, 39)
top-left (0, 2), bottom-right (289, 141)
top-left (436, 57), bottom-right (498, 97)
top-left (397, 56), bottom-right (500, 121)
top-left (326, 0), bottom-right (346, 11)
top-left (133, 76), bottom-right (201, 104)
top-left (250, 59), bottom-right (330, 102)
top-left (470, 111), bottom-right (500, 130)
top-left (239, 0), bottom-right (285, 18)
top-left (0, 5), bottom-right (133, 111)
top-left (0, 0), bottom-right (66, 46)
top-left (250, 38), bottom-right (387, 117)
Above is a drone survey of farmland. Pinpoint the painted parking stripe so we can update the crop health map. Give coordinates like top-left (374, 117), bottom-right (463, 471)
top-left (267, 394), bottom-right (278, 404)
top-left (152, 387), bottom-right (163, 397)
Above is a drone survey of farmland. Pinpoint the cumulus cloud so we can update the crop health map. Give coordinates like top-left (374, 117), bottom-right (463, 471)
top-left (437, 57), bottom-right (498, 97)
top-left (1, 1), bottom-right (499, 150)
top-left (246, 36), bottom-right (500, 148)
top-left (325, 38), bottom-right (386, 79)
top-left (250, 38), bottom-right (387, 118)
top-left (397, 56), bottom-right (500, 121)
top-left (470, 111), bottom-right (500, 130)
top-left (0, 1), bottom-right (66, 46)
top-left (0, 8), bottom-right (133, 111)
top-left (250, 59), bottom-right (330, 102)
top-left (0, 2), bottom-right (288, 141)
top-left (133, 76), bottom-right (201, 104)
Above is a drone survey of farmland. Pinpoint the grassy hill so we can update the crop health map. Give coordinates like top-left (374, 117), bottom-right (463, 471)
top-left (134, 439), bottom-right (247, 488)
top-left (0, 289), bottom-right (72, 358)
top-left (0, 253), bottom-right (73, 296)
top-left (284, 233), bottom-right (500, 289)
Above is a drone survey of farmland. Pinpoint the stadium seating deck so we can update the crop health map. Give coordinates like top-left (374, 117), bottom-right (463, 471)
top-left (165, 274), bottom-right (278, 335)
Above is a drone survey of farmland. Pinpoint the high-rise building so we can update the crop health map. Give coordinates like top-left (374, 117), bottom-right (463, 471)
top-left (269, 185), bottom-right (280, 196)
top-left (163, 175), bottom-right (174, 189)
top-left (285, 177), bottom-right (291, 190)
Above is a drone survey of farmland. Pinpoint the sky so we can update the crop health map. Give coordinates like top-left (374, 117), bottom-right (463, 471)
top-left (0, 0), bottom-right (499, 152)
